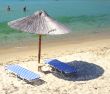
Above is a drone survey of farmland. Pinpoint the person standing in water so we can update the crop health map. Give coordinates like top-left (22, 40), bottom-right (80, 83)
top-left (7, 5), bottom-right (11, 11)
top-left (23, 6), bottom-right (26, 12)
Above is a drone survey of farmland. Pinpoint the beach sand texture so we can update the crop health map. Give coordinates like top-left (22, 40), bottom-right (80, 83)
top-left (0, 37), bottom-right (110, 94)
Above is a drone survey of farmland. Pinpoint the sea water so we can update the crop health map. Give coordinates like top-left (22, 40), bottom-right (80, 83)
top-left (0, 0), bottom-right (110, 46)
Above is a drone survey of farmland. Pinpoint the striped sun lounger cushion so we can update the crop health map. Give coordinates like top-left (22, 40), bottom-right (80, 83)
top-left (45, 59), bottom-right (77, 74)
top-left (5, 64), bottom-right (40, 82)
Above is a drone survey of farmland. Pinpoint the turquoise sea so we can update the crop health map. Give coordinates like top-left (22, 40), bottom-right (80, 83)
top-left (0, 0), bottom-right (110, 46)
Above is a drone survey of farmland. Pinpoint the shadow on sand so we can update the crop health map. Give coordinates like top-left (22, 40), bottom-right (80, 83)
top-left (17, 76), bottom-right (46, 86)
top-left (28, 79), bottom-right (46, 86)
top-left (52, 60), bottom-right (104, 81)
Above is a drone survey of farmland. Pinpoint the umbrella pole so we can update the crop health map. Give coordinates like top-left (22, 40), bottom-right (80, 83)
top-left (38, 34), bottom-right (42, 71)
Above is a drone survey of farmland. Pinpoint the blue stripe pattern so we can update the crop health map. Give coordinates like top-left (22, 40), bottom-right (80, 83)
top-left (5, 64), bottom-right (40, 81)
top-left (45, 59), bottom-right (77, 74)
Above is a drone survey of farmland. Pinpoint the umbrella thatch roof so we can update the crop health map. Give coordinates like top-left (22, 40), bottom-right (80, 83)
top-left (8, 10), bottom-right (70, 35)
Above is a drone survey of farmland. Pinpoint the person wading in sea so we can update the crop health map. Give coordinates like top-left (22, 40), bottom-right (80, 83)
top-left (7, 5), bottom-right (11, 11)
top-left (23, 6), bottom-right (26, 12)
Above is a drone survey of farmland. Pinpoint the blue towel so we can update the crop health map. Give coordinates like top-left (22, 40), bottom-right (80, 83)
top-left (45, 59), bottom-right (77, 74)
top-left (5, 64), bottom-right (40, 81)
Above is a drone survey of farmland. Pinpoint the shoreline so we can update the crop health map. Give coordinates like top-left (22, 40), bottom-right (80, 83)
top-left (0, 30), bottom-right (110, 65)
top-left (0, 28), bottom-right (110, 48)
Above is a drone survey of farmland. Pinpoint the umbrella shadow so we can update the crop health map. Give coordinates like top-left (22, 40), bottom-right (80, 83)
top-left (52, 60), bottom-right (104, 81)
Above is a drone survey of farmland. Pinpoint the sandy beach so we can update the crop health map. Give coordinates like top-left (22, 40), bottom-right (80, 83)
top-left (0, 32), bottom-right (110, 94)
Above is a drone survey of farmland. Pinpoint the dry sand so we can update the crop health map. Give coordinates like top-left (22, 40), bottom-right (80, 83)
top-left (0, 33), bottom-right (110, 94)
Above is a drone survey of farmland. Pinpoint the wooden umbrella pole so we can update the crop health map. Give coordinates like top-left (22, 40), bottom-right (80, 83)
top-left (38, 34), bottom-right (42, 71)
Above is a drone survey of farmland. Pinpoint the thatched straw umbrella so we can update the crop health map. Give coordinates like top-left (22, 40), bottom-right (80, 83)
top-left (8, 10), bottom-right (70, 71)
